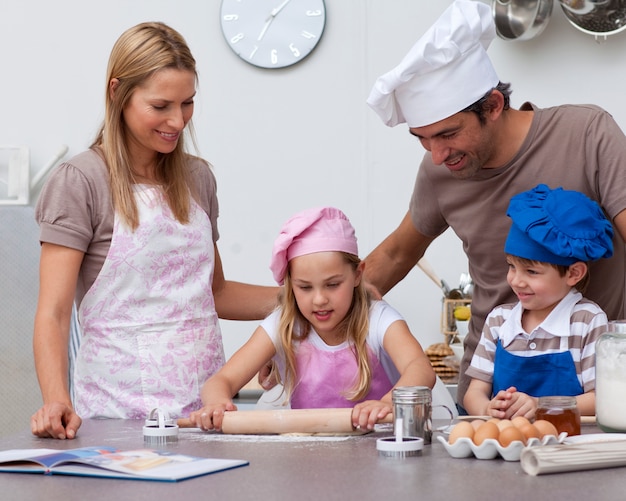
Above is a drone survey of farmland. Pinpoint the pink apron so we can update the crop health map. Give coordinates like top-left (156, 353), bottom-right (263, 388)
top-left (74, 185), bottom-right (224, 419)
top-left (290, 338), bottom-right (393, 408)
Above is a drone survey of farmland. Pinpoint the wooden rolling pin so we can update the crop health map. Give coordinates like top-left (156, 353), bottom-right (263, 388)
top-left (177, 408), bottom-right (393, 434)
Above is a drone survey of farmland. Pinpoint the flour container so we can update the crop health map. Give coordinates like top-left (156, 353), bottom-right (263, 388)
top-left (596, 320), bottom-right (626, 432)
top-left (392, 386), bottom-right (434, 444)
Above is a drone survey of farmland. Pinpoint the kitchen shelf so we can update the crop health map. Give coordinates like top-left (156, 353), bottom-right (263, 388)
top-left (441, 298), bottom-right (471, 344)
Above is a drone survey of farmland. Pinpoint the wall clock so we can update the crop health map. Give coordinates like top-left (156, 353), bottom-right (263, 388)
top-left (220, 0), bottom-right (326, 69)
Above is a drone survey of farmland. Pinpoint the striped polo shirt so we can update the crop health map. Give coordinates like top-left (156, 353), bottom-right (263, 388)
top-left (466, 290), bottom-right (608, 393)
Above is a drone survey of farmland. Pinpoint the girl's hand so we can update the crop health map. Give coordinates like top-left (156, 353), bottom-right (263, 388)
top-left (189, 401), bottom-right (237, 431)
top-left (351, 400), bottom-right (392, 431)
top-left (258, 361), bottom-right (278, 390)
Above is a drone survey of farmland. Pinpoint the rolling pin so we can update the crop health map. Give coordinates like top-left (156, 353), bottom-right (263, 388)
top-left (177, 408), bottom-right (394, 434)
top-left (416, 257), bottom-right (450, 297)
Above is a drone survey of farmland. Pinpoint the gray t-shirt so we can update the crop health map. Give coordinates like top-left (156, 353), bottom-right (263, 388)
top-left (35, 149), bottom-right (220, 307)
top-left (409, 102), bottom-right (626, 401)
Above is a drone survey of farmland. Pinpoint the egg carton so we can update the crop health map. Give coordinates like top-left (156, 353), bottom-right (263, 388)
top-left (436, 433), bottom-right (568, 461)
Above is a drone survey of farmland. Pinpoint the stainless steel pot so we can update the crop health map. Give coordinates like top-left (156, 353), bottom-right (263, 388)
top-left (559, 0), bottom-right (626, 39)
top-left (492, 0), bottom-right (554, 41)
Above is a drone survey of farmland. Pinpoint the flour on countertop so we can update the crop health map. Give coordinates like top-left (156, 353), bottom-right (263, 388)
top-left (179, 423), bottom-right (393, 442)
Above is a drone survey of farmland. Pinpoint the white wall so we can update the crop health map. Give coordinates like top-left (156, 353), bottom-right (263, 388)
top-left (2, 0), bottom-right (626, 432)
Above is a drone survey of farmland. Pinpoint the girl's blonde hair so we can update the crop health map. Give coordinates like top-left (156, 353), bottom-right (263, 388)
top-left (91, 22), bottom-right (198, 229)
top-left (274, 252), bottom-right (373, 401)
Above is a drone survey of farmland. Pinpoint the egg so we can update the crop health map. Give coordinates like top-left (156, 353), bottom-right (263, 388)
top-left (470, 419), bottom-right (486, 431)
top-left (473, 421), bottom-right (500, 445)
top-left (533, 419), bottom-right (558, 438)
top-left (448, 421), bottom-right (475, 444)
top-left (498, 425), bottom-right (526, 447)
top-left (518, 422), bottom-right (541, 441)
top-left (511, 416), bottom-right (531, 429)
top-left (496, 419), bottom-right (514, 432)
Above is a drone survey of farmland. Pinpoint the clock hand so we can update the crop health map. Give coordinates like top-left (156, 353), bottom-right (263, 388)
top-left (257, 18), bottom-right (274, 41)
top-left (270, 0), bottom-right (292, 17)
top-left (257, 0), bottom-right (293, 41)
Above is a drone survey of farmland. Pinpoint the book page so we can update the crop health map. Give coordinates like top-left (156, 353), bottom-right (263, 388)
top-left (0, 447), bottom-right (248, 482)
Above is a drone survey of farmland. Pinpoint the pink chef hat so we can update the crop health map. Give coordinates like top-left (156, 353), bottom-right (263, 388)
top-left (270, 207), bottom-right (359, 285)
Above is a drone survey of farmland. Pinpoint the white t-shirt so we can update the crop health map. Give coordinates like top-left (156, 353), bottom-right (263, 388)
top-left (260, 300), bottom-right (404, 405)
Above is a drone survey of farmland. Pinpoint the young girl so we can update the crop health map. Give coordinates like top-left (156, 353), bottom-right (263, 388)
top-left (189, 207), bottom-right (436, 431)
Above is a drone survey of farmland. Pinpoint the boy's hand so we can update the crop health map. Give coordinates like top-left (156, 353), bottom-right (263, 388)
top-left (487, 386), bottom-right (517, 418)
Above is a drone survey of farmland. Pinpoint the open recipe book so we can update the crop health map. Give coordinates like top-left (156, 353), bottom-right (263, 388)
top-left (0, 446), bottom-right (248, 482)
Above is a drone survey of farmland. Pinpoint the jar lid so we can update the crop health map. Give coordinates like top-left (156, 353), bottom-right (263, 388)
top-left (392, 386), bottom-right (431, 404)
top-left (537, 396), bottom-right (577, 409)
top-left (608, 320), bottom-right (626, 334)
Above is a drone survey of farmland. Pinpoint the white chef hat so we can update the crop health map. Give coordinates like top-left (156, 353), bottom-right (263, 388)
top-left (367, 0), bottom-right (499, 128)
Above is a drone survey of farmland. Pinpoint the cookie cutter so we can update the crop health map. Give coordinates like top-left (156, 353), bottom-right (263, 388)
top-left (143, 407), bottom-right (179, 445)
top-left (376, 418), bottom-right (424, 458)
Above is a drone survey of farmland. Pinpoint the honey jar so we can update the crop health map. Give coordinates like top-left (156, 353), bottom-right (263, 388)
top-left (535, 396), bottom-right (580, 436)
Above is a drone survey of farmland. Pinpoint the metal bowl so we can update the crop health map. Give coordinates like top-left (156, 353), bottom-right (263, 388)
top-left (492, 0), bottom-right (554, 41)
top-left (559, 0), bottom-right (626, 39)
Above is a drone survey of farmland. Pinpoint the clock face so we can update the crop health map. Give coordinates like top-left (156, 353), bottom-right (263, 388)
top-left (220, 0), bottom-right (326, 69)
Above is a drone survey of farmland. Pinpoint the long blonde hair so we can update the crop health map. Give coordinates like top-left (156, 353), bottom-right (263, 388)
top-left (275, 252), bottom-right (373, 402)
top-left (91, 22), bottom-right (198, 229)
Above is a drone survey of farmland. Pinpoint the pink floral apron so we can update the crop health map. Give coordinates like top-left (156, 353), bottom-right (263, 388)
top-left (74, 185), bottom-right (224, 419)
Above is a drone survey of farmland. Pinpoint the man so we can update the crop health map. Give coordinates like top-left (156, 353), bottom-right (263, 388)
top-left (364, 0), bottom-right (626, 410)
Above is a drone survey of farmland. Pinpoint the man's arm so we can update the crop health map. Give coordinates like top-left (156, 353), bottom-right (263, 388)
top-left (363, 211), bottom-right (435, 296)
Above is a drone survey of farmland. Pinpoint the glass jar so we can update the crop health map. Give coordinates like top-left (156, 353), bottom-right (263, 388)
top-left (535, 396), bottom-right (581, 436)
top-left (596, 320), bottom-right (626, 432)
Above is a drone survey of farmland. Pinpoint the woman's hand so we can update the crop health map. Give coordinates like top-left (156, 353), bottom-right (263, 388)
top-left (189, 401), bottom-right (238, 431)
top-left (31, 402), bottom-right (82, 440)
top-left (351, 400), bottom-right (392, 431)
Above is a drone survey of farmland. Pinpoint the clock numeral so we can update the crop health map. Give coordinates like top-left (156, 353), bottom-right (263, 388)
top-left (301, 31), bottom-right (316, 40)
top-left (271, 49), bottom-right (278, 65)
top-left (249, 46), bottom-right (259, 59)
top-left (230, 33), bottom-right (245, 44)
top-left (223, 14), bottom-right (239, 21)
top-left (289, 43), bottom-right (301, 57)
top-left (306, 10), bottom-right (323, 16)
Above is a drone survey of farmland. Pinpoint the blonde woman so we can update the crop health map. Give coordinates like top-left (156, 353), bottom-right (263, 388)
top-left (190, 207), bottom-right (435, 431)
top-left (31, 22), bottom-right (278, 439)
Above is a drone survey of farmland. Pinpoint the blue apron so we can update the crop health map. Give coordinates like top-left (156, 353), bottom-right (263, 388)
top-left (492, 340), bottom-right (583, 397)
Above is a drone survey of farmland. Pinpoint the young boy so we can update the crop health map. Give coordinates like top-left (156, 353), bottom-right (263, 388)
top-left (463, 184), bottom-right (613, 419)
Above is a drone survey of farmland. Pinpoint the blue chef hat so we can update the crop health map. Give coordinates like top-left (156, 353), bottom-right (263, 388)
top-left (505, 184), bottom-right (614, 266)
